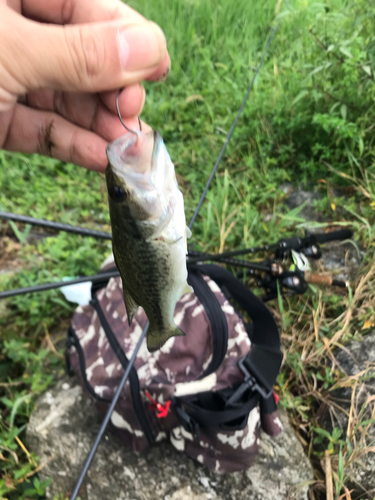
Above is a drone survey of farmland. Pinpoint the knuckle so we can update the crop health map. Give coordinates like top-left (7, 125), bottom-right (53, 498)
top-left (68, 129), bottom-right (81, 165)
top-left (78, 28), bottom-right (105, 79)
top-left (0, 87), bottom-right (16, 113)
top-left (0, 93), bottom-right (16, 149)
top-left (60, 0), bottom-right (75, 23)
top-left (64, 26), bottom-right (106, 87)
top-left (37, 118), bottom-right (55, 157)
top-left (53, 91), bottom-right (66, 116)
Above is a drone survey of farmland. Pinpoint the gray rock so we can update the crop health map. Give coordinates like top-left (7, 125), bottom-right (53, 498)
top-left (287, 189), bottom-right (322, 222)
top-left (279, 183), bottom-right (294, 195)
top-left (320, 241), bottom-right (362, 282)
top-left (263, 187), bottom-right (322, 224)
top-left (27, 378), bottom-right (314, 500)
top-left (325, 331), bottom-right (375, 498)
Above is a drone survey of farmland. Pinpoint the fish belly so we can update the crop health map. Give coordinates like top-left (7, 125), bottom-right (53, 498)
top-left (113, 234), bottom-right (189, 352)
top-left (144, 238), bottom-right (189, 352)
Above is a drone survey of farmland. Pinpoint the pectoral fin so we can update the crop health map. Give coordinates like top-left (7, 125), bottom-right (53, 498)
top-left (158, 235), bottom-right (183, 245)
top-left (123, 289), bottom-right (139, 326)
top-left (181, 281), bottom-right (194, 297)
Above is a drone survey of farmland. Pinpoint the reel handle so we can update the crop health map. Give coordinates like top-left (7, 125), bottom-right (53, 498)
top-left (314, 229), bottom-right (353, 244)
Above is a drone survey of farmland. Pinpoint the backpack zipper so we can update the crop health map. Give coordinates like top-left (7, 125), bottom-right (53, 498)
top-left (188, 271), bottom-right (228, 378)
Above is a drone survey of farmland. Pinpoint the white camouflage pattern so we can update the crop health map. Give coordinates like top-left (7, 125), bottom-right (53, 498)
top-left (68, 258), bottom-right (282, 472)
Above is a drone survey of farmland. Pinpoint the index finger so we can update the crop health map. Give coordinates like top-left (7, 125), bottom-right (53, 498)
top-left (22, 0), bottom-right (145, 25)
top-left (21, 0), bottom-right (171, 83)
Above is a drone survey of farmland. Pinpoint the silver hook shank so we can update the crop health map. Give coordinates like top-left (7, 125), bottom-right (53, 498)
top-left (116, 88), bottom-right (142, 135)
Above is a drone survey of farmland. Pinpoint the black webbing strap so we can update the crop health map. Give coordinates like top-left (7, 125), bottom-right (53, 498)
top-left (188, 271), bottom-right (228, 377)
top-left (174, 392), bottom-right (259, 429)
top-left (66, 326), bottom-right (111, 403)
top-left (90, 296), bottom-right (155, 445)
top-left (188, 264), bottom-right (282, 396)
top-left (259, 392), bottom-right (278, 415)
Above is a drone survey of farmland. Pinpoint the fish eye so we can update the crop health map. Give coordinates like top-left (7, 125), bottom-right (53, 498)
top-left (108, 185), bottom-right (127, 202)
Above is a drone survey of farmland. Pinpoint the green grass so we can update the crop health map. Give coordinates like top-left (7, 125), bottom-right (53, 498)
top-left (1, 0), bottom-right (375, 498)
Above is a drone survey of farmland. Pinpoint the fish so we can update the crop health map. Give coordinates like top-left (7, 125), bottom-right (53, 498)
top-left (105, 129), bottom-right (193, 353)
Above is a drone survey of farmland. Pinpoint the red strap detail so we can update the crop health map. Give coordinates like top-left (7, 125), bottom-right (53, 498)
top-left (273, 391), bottom-right (279, 405)
top-left (144, 391), bottom-right (171, 418)
top-left (156, 401), bottom-right (171, 418)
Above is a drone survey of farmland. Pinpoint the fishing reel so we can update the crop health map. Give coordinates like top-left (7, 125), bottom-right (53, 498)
top-left (275, 233), bottom-right (322, 261)
top-left (258, 267), bottom-right (308, 301)
top-left (230, 227), bottom-right (353, 302)
top-left (274, 229), bottom-right (353, 260)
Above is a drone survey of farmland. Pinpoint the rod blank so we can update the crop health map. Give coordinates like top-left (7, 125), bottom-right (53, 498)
top-left (68, 325), bottom-right (148, 500)
top-left (0, 270), bottom-right (119, 299)
top-left (0, 211), bottom-right (112, 240)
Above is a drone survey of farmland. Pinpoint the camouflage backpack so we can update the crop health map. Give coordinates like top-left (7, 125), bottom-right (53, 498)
top-left (66, 256), bottom-right (283, 473)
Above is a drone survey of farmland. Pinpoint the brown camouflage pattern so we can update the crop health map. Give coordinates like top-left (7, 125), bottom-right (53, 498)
top-left (68, 256), bottom-right (282, 473)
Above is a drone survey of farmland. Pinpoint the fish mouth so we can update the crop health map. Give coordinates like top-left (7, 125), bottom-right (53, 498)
top-left (106, 131), bottom-right (157, 191)
top-left (106, 131), bottom-right (162, 171)
top-left (106, 130), bottom-right (178, 226)
top-left (106, 132), bottom-right (139, 172)
top-left (106, 129), bottom-right (174, 199)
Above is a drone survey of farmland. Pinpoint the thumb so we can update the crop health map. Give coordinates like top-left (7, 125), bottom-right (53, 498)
top-left (0, 6), bottom-right (167, 94)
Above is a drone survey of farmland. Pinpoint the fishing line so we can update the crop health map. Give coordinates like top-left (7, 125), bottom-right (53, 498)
top-left (68, 10), bottom-right (285, 497)
top-left (188, 11), bottom-right (285, 229)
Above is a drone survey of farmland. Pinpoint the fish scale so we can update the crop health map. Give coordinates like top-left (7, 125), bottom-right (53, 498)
top-left (106, 130), bottom-right (192, 352)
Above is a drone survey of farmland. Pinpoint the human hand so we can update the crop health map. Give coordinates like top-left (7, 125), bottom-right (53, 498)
top-left (0, 0), bottom-right (170, 171)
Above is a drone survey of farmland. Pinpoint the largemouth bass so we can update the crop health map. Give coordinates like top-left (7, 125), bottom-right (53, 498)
top-left (106, 130), bottom-right (192, 352)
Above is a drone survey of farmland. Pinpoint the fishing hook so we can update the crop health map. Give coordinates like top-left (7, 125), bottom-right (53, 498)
top-left (116, 88), bottom-right (142, 135)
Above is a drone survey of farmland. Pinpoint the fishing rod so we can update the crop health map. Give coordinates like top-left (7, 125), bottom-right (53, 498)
top-left (0, 211), bottom-right (112, 240)
top-left (68, 323), bottom-right (148, 500)
top-left (0, 259), bottom-right (268, 300)
top-left (0, 210), bottom-right (352, 260)
top-left (0, 227), bottom-right (353, 300)
top-left (0, 262), bottom-right (270, 301)
top-left (188, 228), bottom-right (353, 263)
top-left (0, 270), bottom-right (120, 299)
top-left (68, 10), bottom-right (287, 500)
top-left (187, 251), bottom-right (278, 273)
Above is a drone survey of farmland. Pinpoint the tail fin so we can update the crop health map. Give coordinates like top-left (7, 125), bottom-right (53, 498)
top-left (147, 323), bottom-right (186, 353)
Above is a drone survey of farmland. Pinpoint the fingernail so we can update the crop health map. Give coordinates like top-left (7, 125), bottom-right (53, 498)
top-left (156, 58), bottom-right (171, 82)
top-left (118, 22), bottom-right (167, 72)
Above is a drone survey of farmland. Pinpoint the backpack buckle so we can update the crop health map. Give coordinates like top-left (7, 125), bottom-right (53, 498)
top-left (174, 404), bottom-right (200, 438)
top-left (226, 357), bottom-right (273, 407)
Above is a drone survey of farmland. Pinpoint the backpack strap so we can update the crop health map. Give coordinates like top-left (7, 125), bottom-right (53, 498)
top-left (187, 271), bottom-right (228, 378)
top-left (89, 296), bottom-right (155, 446)
top-left (66, 326), bottom-right (112, 404)
top-left (187, 264), bottom-right (282, 403)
